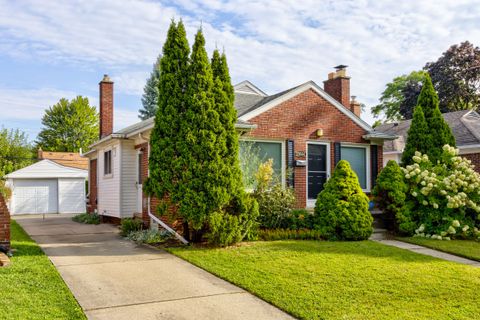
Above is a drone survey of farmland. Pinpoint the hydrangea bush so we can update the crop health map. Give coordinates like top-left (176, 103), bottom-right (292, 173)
top-left (400, 145), bottom-right (480, 239)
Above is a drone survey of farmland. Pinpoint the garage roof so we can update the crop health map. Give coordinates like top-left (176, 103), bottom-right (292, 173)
top-left (5, 160), bottom-right (88, 179)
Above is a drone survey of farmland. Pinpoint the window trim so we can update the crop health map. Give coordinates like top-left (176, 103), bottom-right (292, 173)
top-left (239, 138), bottom-right (286, 187)
top-left (103, 149), bottom-right (113, 178)
top-left (306, 141), bottom-right (331, 208)
top-left (340, 143), bottom-right (371, 192)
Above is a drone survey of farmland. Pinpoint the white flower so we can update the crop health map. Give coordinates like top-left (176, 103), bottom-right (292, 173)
top-left (462, 225), bottom-right (469, 232)
top-left (447, 226), bottom-right (456, 234)
top-left (452, 220), bottom-right (460, 227)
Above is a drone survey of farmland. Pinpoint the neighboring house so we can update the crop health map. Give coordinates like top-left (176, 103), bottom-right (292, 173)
top-left (5, 160), bottom-right (88, 215)
top-left (376, 110), bottom-right (480, 171)
top-left (38, 149), bottom-right (89, 170)
top-left (85, 67), bottom-right (396, 226)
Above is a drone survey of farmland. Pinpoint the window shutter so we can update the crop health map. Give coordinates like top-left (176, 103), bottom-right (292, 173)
top-left (287, 140), bottom-right (295, 187)
top-left (371, 145), bottom-right (378, 187)
top-left (334, 142), bottom-right (341, 166)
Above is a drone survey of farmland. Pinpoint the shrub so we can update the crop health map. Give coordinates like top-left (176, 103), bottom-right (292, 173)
top-left (258, 229), bottom-right (323, 241)
top-left (120, 218), bottom-right (143, 236)
top-left (127, 229), bottom-right (170, 244)
top-left (72, 213), bottom-right (100, 225)
top-left (313, 160), bottom-right (373, 240)
top-left (372, 160), bottom-right (408, 231)
top-left (281, 209), bottom-right (314, 230)
top-left (0, 181), bottom-right (11, 201)
top-left (400, 145), bottom-right (480, 238)
top-left (253, 159), bottom-right (296, 229)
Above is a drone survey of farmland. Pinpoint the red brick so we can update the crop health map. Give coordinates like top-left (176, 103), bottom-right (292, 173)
top-left (99, 75), bottom-right (113, 139)
top-left (0, 194), bottom-right (10, 251)
top-left (463, 153), bottom-right (480, 173)
top-left (87, 159), bottom-right (97, 213)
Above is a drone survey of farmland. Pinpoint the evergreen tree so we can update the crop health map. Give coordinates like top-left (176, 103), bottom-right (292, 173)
top-left (416, 74), bottom-right (439, 120)
top-left (139, 55), bottom-right (162, 120)
top-left (428, 107), bottom-right (456, 162)
top-left (401, 105), bottom-right (430, 166)
top-left (144, 20), bottom-right (190, 210)
top-left (313, 160), bottom-right (373, 240)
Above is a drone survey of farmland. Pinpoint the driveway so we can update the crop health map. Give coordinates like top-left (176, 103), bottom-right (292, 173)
top-left (15, 214), bottom-right (293, 320)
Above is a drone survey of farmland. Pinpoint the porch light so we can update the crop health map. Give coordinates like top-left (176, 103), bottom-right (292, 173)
top-left (316, 129), bottom-right (323, 137)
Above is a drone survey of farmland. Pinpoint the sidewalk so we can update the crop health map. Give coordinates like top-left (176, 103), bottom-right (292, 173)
top-left (375, 239), bottom-right (480, 267)
top-left (16, 214), bottom-right (293, 320)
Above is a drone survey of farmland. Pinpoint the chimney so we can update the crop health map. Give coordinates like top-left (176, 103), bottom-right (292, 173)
top-left (350, 96), bottom-right (361, 117)
top-left (323, 65), bottom-right (350, 108)
top-left (99, 74), bottom-right (114, 139)
top-left (37, 148), bottom-right (43, 160)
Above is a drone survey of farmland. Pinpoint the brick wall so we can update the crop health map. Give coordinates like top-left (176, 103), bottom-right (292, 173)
top-left (99, 76), bottom-right (114, 139)
top-left (0, 194), bottom-right (10, 251)
top-left (244, 88), bottom-right (382, 207)
top-left (463, 152), bottom-right (480, 173)
top-left (88, 159), bottom-right (98, 213)
top-left (323, 76), bottom-right (350, 108)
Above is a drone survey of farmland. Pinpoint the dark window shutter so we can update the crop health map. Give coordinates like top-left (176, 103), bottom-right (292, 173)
top-left (287, 140), bottom-right (295, 187)
top-left (371, 145), bottom-right (378, 187)
top-left (334, 142), bottom-right (341, 166)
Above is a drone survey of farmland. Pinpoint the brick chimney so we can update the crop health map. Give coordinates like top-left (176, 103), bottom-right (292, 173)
top-left (99, 74), bottom-right (114, 139)
top-left (350, 95), bottom-right (362, 117)
top-left (323, 65), bottom-right (350, 108)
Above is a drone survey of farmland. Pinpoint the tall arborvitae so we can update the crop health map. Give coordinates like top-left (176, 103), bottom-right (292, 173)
top-left (401, 105), bottom-right (431, 166)
top-left (139, 54), bottom-right (162, 120)
top-left (415, 74), bottom-right (438, 120)
top-left (177, 29), bottom-right (231, 231)
top-left (144, 20), bottom-right (190, 206)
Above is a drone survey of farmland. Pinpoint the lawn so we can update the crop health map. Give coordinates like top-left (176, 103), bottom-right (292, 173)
top-left (169, 240), bottom-right (480, 320)
top-left (0, 220), bottom-right (86, 319)
top-left (398, 237), bottom-right (480, 261)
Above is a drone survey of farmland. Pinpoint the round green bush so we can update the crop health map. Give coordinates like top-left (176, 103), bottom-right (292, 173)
top-left (313, 160), bottom-right (373, 240)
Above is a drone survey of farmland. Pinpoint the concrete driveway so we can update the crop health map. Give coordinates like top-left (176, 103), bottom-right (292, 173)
top-left (15, 214), bottom-right (293, 320)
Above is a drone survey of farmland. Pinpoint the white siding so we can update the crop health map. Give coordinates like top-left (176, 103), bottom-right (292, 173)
top-left (58, 178), bottom-right (86, 213)
top-left (97, 141), bottom-right (121, 218)
top-left (120, 140), bottom-right (137, 218)
top-left (11, 179), bottom-right (58, 214)
top-left (383, 153), bottom-right (400, 166)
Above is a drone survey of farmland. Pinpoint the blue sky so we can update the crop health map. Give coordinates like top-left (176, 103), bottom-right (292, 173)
top-left (1, 0), bottom-right (480, 141)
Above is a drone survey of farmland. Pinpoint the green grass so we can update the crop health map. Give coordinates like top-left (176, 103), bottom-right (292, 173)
top-left (0, 221), bottom-right (86, 319)
top-left (169, 240), bottom-right (480, 320)
top-left (398, 237), bottom-right (480, 261)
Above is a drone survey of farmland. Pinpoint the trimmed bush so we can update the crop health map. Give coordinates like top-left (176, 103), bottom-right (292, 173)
top-left (313, 160), bottom-right (373, 240)
top-left (72, 213), bottom-right (100, 225)
top-left (281, 209), bottom-right (314, 230)
top-left (372, 160), bottom-right (408, 231)
top-left (120, 218), bottom-right (143, 237)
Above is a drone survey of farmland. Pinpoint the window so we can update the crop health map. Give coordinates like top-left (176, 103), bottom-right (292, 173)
top-left (104, 150), bottom-right (112, 175)
top-left (137, 152), bottom-right (143, 184)
top-left (239, 140), bottom-right (284, 182)
top-left (341, 146), bottom-right (367, 189)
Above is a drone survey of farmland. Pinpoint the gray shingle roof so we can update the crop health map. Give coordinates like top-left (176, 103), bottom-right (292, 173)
top-left (376, 110), bottom-right (480, 152)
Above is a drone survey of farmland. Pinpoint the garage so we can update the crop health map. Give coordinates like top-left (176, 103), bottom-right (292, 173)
top-left (5, 159), bottom-right (88, 215)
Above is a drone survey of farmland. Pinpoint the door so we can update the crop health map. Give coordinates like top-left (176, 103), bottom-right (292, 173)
top-left (307, 144), bottom-right (329, 204)
top-left (136, 152), bottom-right (143, 213)
top-left (58, 179), bottom-right (86, 213)
top-left (12, 179), bottom-right (58, 214)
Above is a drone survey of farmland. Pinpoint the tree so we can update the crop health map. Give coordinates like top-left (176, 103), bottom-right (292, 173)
top-left (313, 160), bottom-right (373, 240)
top-left (0, 128), bottom-right (33, 198)
top-left (401, 106), bottom-right (430, 166)
top-left (139, 54), bottom-right (162, 120)
top-left (36, 96), bottom-right (98, 152)
top-left (144, 20), bottom-right (190, 222)
top-left (372, 71), bottom-right (427, 121)
top-left (426, 41), bottom-right (480, 112)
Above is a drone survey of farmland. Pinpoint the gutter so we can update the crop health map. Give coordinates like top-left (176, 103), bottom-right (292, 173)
top-left (147, 197), bottom-right (189, 245)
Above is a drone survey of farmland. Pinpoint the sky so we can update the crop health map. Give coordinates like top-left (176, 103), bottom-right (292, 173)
top-left (1, 0), bottom-right (480, 141)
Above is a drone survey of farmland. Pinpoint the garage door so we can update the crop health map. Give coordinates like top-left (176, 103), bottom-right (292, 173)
top-left (12, 179), bottom-right (58, 214)
top-left (58, 179), bottom-right (85, 213)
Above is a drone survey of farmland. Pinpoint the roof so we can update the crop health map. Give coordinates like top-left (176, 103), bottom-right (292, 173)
top-left (376, 110), bottom-right (480, 152)
top-left (38, 150), bottom-right (88, 170)
top-left (5, 159), bottom-right (88, 179)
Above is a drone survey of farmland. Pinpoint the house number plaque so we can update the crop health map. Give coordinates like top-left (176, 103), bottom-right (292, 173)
top-left (295, 151), bottom-right (306, 157)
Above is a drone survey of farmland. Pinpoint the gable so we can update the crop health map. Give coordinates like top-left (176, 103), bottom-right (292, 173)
top-left (244, 88), bottom-right (370, 144)
top-left (5, 160), bottom-right (87, 179)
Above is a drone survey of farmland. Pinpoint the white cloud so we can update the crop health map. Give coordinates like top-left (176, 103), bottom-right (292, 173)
top-left (1, 0), bottom-right (480, 127)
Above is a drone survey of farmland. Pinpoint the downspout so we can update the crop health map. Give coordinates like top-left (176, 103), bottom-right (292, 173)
top-left (148, 197), bottom-right (188, 245)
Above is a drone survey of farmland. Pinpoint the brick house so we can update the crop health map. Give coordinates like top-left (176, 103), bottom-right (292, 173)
top-left (376, 110), bottom-right (480, 172)
top-left (84, 67), bottom-right (396, 226)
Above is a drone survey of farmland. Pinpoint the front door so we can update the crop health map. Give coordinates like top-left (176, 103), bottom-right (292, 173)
top-left (136, 152), bottom-right (143, 213)
top-left (307, 143), bottom-right (329, 205)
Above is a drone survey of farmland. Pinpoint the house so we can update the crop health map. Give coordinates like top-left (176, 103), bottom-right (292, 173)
top-left (376, 110), bottom-right (480, 171)
top-left (84, 67), bottom-right (396, 226)
top-left (5, 159), bottom-right (88, 215)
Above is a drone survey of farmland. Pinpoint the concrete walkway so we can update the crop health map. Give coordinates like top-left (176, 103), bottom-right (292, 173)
top-left (376, 239), bottom-right (480, 267)
top-left (16, 214), bottom-right (293, 320)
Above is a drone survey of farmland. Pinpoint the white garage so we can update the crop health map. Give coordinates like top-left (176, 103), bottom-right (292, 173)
top-left (5, 160), bottom-right (88, 215)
